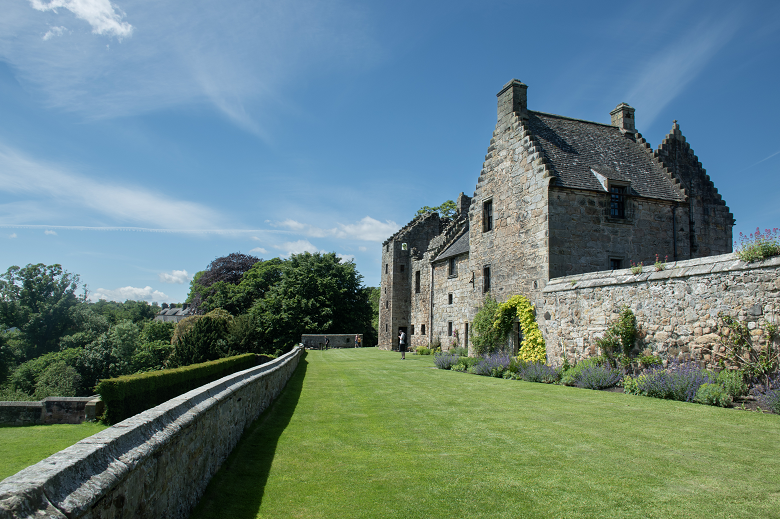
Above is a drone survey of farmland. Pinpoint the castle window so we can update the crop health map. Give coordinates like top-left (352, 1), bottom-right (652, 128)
top-left (385, 300), bottom-right (388, 309)
top-left (385, 264), bottom-right (388, 274)
top-left (448, 321), bottom-right (453, 337)
top-left (483, 199), bottom-right (493, 232)
top-left (610, 186), bottom-right (627, 219)
top-left (415, 271), bottom-right (421, 293)
top-left (483, 266), bottom-right (491, 293)
top-left (448, 256), bottom-right (457, 277)
top-left (399, 264), bottom-right (404, 272)
top-left (421, 324), bottom-right (426, 335)
top-left (385, 324), bottom-right (387, 332)
top-left (448, 293), bottom-right (453, 305)
top-left (411, 325), bottom-right (415, 335)
top-left (610, 258), bottom-right (622, 270)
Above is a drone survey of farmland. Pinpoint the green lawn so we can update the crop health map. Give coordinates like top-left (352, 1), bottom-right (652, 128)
top-left (0, 422), bottom-right (107, 480)
top-left (191, 348), bottom-right (780, 518)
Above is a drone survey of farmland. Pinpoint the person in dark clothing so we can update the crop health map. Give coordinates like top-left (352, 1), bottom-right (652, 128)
top-left (324, 336), bottom-right (329, 350)
top-left (398, 329), bottom-right (407, 359)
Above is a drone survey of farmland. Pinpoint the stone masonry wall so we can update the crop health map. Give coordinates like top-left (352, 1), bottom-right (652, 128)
top-left (540, 254), bottom-right (780, 369)
top-left (467, 98), bottom-right (553, 315)
top-left (431, 254), bottom-right (472, 350)
top-left (0, 346), bottom-right (303, 519)
top-left (0, 397), bottom-right (103, 426)
top-left (548, 187), bottom-right (689, 277)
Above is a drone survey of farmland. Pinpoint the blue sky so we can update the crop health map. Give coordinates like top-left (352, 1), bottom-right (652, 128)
top-left (1, 0), bottom-right (778, 304)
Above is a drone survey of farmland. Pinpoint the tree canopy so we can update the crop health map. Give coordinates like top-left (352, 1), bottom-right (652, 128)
top-left (0, 264), bottom-right (81, 358)
top-left (416, 200), bottom-right (457, 219)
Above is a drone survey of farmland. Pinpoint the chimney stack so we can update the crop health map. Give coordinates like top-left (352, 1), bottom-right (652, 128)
top-left (610, 103), bottom-right (635, 133)
top-left (497, 79), bottom-right (528, 125)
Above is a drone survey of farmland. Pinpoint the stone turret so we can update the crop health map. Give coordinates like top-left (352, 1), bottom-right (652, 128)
top-left (610, 102), bottom-right (635, 133)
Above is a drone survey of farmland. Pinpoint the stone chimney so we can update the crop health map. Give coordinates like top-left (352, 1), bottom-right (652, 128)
top-left (456, 192), bottom-right (471, 215)
top-left (610, 103), bottom-right (635, 133)
top-left (497, 79), bottom-right (528, 124)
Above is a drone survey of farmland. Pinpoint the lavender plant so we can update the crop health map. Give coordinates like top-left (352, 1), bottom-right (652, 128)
top-left (515, 362), bottom-right (561, 384)
top-left (574, 364), bottom-right (622, 390)
top-left (628, 361), bottom-right (716, 402)
top-left (472, 352), bottom-right (513, 377)
top-left (433, 352), bottom-right (460, 370)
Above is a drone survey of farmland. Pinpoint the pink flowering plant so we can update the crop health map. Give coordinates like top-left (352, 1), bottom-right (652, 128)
top-left (735, 227), bottom-right (780, 262)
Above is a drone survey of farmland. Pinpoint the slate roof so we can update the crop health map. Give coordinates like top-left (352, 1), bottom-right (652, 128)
top-left (435, 230), bottom-right (469, 261)
top-left (526, 111), bottom-right (685, 202)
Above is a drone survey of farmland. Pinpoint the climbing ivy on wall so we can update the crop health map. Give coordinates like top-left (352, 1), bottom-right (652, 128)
top-left (492, 295), bottom-right (547, 363)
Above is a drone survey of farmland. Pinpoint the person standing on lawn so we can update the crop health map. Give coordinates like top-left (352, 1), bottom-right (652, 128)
top-left (354, 334), bottom-right (360, 348)
top-left (324, 336), bottom-right (329, 350)
top-left (398, 329), bottom-right (407, 360)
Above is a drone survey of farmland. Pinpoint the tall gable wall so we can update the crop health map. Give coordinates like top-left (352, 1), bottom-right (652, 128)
top-left (467, 81), bottom-right (552, 314)
top-left (654, 122), bottom-right (733, 257)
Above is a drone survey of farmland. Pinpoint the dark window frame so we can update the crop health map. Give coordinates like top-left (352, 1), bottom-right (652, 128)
top-left (448, 293), bottom-right (453, 305)
top-left (448, 321), bottom-right (453, 337)
top-left (483, 266), bottom-right (491, 293)
top-left (415, 271), bottom-right (421, 293)
top-left (421, 324), bottom-right (426, 335)
top-left (610, 185), bottom-right (628, 219)
top-left (448, 256), bottom-right (457, 277)
top-left (482, 199), bottom-right (493, 232)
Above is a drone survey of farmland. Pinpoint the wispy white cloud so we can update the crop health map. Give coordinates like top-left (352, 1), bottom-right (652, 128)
top-left (624, 17), bottom-right (740, 127)
top-left (42, 25), bottom-right (67, 40)
top-left (249, 247), bottom-right (268, 254)
top-left (44, 229), bottom-right (57, 235)
top-left (337, 253), bottom-right (354, 263)
top-left (0, 144), bottom-right (229, 230)
top-left (29, 0), bottom-right (133, 39)
top-left (273, 239), bottom-right (322, 257)
top-left (1, 0), bottom-right (377, 134)
top-left (158, 269), bottom-right (191, 284)
top-left (270, 216), bottom-right (399, 242)
top-left (91, 285), bottom-right (168, 302)
top-left (8, 233), bottom-right (17, 239)
top-left (358, 246), bottom-right (367, 252)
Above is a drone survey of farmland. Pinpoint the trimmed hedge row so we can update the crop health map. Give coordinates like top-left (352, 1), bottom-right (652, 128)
top-left (96, 353), bottom-right (259, 424)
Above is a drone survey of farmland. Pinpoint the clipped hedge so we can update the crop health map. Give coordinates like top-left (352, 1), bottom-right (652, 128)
top-left (96, 353), bottom-right (258, 424)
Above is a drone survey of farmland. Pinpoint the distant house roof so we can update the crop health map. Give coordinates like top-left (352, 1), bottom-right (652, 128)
top-left (154, 305), bottom-right (195, 323)
top-left (526, 111), bottom-right (685, 202)
top-left (435, 231), bottom-right (469, 262)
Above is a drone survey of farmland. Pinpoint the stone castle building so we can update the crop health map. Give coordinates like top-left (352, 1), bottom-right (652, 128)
top-left (378, 79), bottom-right (734, 352)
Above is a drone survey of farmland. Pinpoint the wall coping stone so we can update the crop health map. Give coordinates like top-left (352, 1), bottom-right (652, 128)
top-left (0, 346), bottom-right (303, 518)
top-left (543, 253), bottom-right (780, 293)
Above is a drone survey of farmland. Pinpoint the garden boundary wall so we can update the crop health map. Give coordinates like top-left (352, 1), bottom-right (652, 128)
top-left (0, 397), bottom-right (103, 426)
top-left (0, 345), bottom-right (303, 519)
top-left (539, 253), bottom-right (780, 367)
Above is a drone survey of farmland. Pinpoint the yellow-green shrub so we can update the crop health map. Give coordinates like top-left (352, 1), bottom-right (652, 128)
top-left (493, 295), bottom-right (546, 363)
top-left (96, 353), bottom-right (256, 424)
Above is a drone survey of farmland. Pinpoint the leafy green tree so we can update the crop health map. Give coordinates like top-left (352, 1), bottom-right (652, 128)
top-left (416, 200), bottom-right (457, 219)
top-left (254, 252), bottom-right (375, 352)
top-left (367, 286), bottom-right (380, 338)
top-left (187, 253), bottom-right (262, 313)
top-left (132, 340), bottom-right (174, 372)
top-left (140, 319), bottom-right (175, 344)
top-left (58, 303), bottom-right (111, 350)
top-left (34, 360), bottom-right (81, 399)
top-left (90, 299), bottom-right (159, 325)
top-left (10, 348), bottom-right (83, 396)
top-left (110, 320), bottom-right (141, 374)
top-left (470, 295), bottom-right (504, 355)
top-left (0, 263), bottom-right (81, 358)
top-left (171, 309), bottom-right (233, 365)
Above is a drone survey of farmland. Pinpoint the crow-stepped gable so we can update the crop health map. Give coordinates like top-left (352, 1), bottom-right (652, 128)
top-left (378, 79), bottom-right (734, 352)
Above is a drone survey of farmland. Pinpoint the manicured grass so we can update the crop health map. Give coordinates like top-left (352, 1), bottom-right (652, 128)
top-left (192, 349), bottom-right (780, 519)
top-left (0, 422), bottom-right (107, 481)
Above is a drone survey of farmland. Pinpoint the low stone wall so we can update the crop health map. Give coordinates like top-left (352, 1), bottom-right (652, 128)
top-left (0, 346), bottom-right (303, 518)
top-left (540, 253), bottom-right (780, 367)
top-left (301, 334), bottom-right (362, 349)
top-left (0, 397), bottom-right (103, 426)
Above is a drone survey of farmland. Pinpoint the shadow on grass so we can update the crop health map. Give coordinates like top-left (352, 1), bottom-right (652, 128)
top-left (191, 353), bottom-right (308, 519)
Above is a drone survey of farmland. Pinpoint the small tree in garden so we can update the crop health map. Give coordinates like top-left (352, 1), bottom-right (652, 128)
top-left (596, 306), bottom-right (637, 359)
top-left (470, 295), bottom-right (503, 355)
top-left (717, 312), bottom-right (779, 387)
